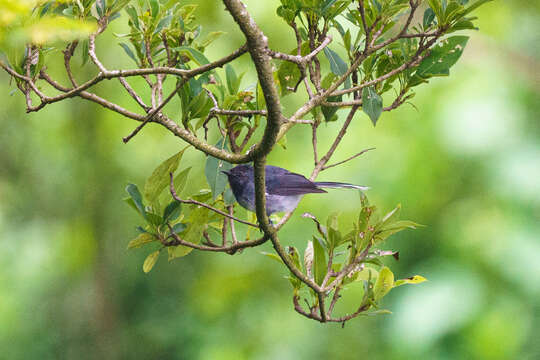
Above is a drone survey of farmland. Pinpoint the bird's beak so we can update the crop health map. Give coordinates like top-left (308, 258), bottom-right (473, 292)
top-left (221, 170), bottom-right (230, 176)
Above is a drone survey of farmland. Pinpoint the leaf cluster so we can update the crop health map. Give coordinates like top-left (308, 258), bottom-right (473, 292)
top-left (266, 194), bottom-right (425, 317)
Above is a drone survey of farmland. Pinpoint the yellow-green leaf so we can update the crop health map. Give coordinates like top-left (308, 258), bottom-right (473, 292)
top-left (143, 250), bottom-right (160, 273)
top-left (127, 232), bottom-right (156, 249)
top-left (373, 266), bottom-right (394, 301)
top-left (168, 206), bottom-right (209, 259)
top-left (394, 275), bottom-right (427, 287)
top-left (144, 146), bottom-right (188, 205)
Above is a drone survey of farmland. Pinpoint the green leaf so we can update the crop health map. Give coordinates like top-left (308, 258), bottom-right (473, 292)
top-left (443, 1), bottom-right (464, 23)
top-left (118, 43), bottom-right (138, 65)
top-left (225, 64), bottom-right (242, 94)
top-left (326, 212), bottom-right (342, 249)
top-left (277, 60), bottom-right (301, 96)
top-left (321, 73), bottom-right (340, 121)
top-left (321, 95), bottom-right (341, 122)
top-left (427, 0), bottom-right (443, 24)
top-left (125, 5), bottom-right (140, 30)
top-left (200, 31), bottom-right (225, 48)
top-left (81, 39), bottom-right (89, 65)
top-left (379, 203), bottom-right (401, 229)
top-left (323, 47), bottom-right (348, 76)
top-left (362, 86), bottom-right (383, 126)
top-left (173, 167), bottom-right (191, 196)
top-left (154, 14), bottom-right (172, 34)
top-left (276, 5), bottom-right (296, 24)
top-left (205, 139), bottom-right (233, 200)
top-left (162, 200), bottom-right (182, 223)
top-left (143, 250), bottom-right (160, 273)
top-left (449, 19), bottom-right (478, 32)
top-left (356, 267), bottom-right (379, 282)
top-left (277, 134), bottom-right (287, 149)
top-left (110, 0), bottom-right (131, 13)
top-left (223, 187), bottom-right (236, 206)
top-left (313, 236), bottom-right (327, 285)
top-left (146, 212), bottom-right (163, 227)
top-left (414, 36), bottom-right (469, 80)
top-left (171, 222), bottom-right (187, 234)
top-left (373, 266), bottom-right (394, 301)
top-left (287, 246), bottom-right (302, 271)
top-left (342, 29), bottom-right (351, 52)
top-left (168, 206), bottom-right (209, 259)
top-left (149, 0), bottom-right (159, 18)
top-left (384, 220), bottom-right (423, 230)
top-left (96, 0), bottom-right (106, 18)
top-left (127, 232), bottom-right (156, 249)
top-left (175, 46), bottom-right (210, 65)
top-left (261, 252), bottom-right (284, 264)
top-left (126, 183), bottom-right (147, 220)
top-left (459, 0), bottom-right (493, 17)
top-left (423, 7), bottom-right (436, 28)
top-left (374, 219), bottom-right (422, 243)
top-left (364, 309), bottom-right (392, 316)
top-left (394, 275), bottom-right (427, 287)
top-left (144, 147), bottom-right (188, 206)
top-left (186, 90), bottom-right (213, 123)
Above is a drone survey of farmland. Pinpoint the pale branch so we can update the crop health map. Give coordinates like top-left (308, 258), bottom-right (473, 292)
top-left (122, 78), bottom-right (187, 143)
top-left (314, 106), bottom-right (360, 174)
top-left (63, 41), bottom-right (79, 87)
top-left (3, 42), bottom-right (249, 114)
top-left (165, 224), bottom-right (268, 255)
top-left (205, 89), bottom-right (268, 117)
top-left (38, 69), bottom-right (147, 121)
top-left (321, 99), bottom-right (363, 107)
top-left (223, 0), bottom-right (283, 162)
top-left (3, 47), bottom-right (262, 163)
top-left (317, 292), bottom-right (328, 322)
top-left (322, 147), bottom-right (375, 171)
top-left (227, 205), bottom-right (239, 245)
top-left (221, 0), bottom-right (323, 300)
top-left (312, 122), bottom-right (319, 165)
top-left (268, 36), bottom-right (332, 64)
top-left (221, 217), bottom-right (229, 247)
top-left (293, 294), bottom-right (369, 323)
top-left (86, 27), bottom-right (149, 111)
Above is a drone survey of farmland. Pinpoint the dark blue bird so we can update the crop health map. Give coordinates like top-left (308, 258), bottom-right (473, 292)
top-left (223, 164), bottom-right (368, 215)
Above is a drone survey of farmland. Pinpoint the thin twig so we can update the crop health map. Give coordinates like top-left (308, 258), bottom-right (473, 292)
top-left (166, 224), bottom-right (268, 254)
top-left (227, 205), bottom-right (239, 244)
top-left (268, 36), bottom-right (332, 64)
top-left (122, 78), bottom-right (187, 143)
top-left (169, 173), bottom-right (258, 228)
top-left (322, 147), bottom-right (375, 171)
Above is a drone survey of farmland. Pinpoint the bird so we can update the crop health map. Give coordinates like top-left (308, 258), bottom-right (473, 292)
top-left (223, 164), bottom-right (368, 215)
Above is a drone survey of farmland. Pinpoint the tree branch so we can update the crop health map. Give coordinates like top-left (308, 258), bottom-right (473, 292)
top-left (169, 173), bottom-right (258, 228)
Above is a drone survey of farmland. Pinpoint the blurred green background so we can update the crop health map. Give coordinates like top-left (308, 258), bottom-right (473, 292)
top-left (1, 1), bottom-right (539, 359)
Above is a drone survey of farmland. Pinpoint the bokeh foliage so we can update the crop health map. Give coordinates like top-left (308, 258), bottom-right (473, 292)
top-left (0, 0), bottom-right (539, 359)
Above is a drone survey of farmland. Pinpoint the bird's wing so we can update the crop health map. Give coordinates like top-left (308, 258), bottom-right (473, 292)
top-left (267, 172), bottom-right (327, 196)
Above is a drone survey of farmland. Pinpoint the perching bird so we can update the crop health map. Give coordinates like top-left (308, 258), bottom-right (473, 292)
top-left (223, 164), bottom-right (368, 215)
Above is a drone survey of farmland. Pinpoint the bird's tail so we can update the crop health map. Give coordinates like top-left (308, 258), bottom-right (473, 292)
top-left (314, 182), bottom-right (369, 191)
